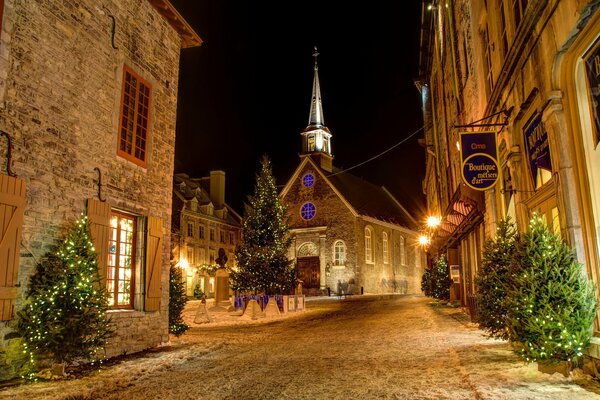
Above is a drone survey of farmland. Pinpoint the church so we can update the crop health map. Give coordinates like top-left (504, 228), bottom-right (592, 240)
top-left (280, 50), bottom-right (425, 296)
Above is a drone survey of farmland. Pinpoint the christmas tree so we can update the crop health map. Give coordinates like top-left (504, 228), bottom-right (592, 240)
top-left (476, 217), bottom-right (517, 340)
top-left (169, 264), bottom-right (189, 336)
top-left (18, 216), bottom-right (113, 368)
top-left (431, 255), bottom-right (452, 300)
top-left (506, 215), bottom-right (597, 363)
top-left (232, 156), bottom-right (297, 295)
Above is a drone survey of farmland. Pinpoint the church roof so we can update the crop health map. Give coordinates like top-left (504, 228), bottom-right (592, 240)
top-left (325, 165), bottom-right (417, 229)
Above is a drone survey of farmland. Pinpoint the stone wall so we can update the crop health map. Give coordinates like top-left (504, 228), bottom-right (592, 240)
top-left (0, 0), bottom-right (182, 370)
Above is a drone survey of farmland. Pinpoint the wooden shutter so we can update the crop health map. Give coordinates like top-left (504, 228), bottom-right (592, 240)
top-left (144, 215), bottom-right (163, 311)
top-left (87, 198), bottom-right (111, 283)
top-left (0, 175), bottom-right (25, 321)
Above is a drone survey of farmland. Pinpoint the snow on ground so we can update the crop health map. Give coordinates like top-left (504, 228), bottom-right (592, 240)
top-left (1, 295), bottom-right (600, 400)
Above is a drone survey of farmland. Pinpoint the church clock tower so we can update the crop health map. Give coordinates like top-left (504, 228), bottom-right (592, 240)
top-left (301, 47), bottom-right (334, 172)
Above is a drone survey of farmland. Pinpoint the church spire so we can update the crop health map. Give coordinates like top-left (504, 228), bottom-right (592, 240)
top-left (301, 46), bottom-right (333, 172)
top-left (308, 47), bottom-right (325, 128)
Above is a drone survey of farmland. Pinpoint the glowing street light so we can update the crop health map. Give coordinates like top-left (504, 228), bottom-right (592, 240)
top-left (426, 216), bottom-right (441, 228)
top-left (419, 235), bottom-right (430, 246)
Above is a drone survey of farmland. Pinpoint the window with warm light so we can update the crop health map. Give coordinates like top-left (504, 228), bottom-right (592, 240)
top-left (400, 236), bottom-right (406, 265)
top-left (118, 65), bottom-right (151, 168)
top-left (382, 232), bottom-right (389, 264)
top-left (108, 211), bottom-right (136, 308)
top-left (333, 240), bottom-right (345, 266)
top-left (365, 227), bottom-right (373, 263)
top-left (187, 247), bottom-right (194, 266)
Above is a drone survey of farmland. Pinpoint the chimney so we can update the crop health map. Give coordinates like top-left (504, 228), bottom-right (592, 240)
top-left (210, 170), bottom-right (226, 209)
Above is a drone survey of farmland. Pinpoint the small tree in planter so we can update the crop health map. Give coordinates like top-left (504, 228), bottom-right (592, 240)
top-left (169, 264), bottom-right (189, 336)
top-left (18, 216), bottom-right (113, 375)
top-left (232, 156), bottom-right (297, 295)
top-left (431, 255), bottom-right (452, 300)
top-left (476, 217), bottom-right (517, 340)
top-left (506, 215), bottom-right (597, 365)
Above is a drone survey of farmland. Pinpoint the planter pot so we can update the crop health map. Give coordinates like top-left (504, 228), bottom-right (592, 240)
top-left (537, 360), bottom-right (572, 377)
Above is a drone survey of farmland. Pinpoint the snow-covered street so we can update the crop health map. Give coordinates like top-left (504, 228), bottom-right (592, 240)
top-left (2, 295), bottom-right (600, 400)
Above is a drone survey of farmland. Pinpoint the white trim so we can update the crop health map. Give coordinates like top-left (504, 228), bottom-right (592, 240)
top-left (360, 215), bottom-right (419, 236)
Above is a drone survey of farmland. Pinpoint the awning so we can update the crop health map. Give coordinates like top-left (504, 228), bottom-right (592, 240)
top-left (431, 183), bottom-right (484, 251)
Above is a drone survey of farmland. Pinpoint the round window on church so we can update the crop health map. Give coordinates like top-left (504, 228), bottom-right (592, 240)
top-left (300, 202), bottom-right (316, 220)
top-left (302, 173), bottom-right (315, 187)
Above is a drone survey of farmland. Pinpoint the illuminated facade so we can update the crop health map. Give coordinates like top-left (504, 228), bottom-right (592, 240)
top-left (281, 50), bottom-right (425, 295)
top-left (416, 0), bottom-right (600, 344)
top-left (171, 172), bottom-right (242, 297)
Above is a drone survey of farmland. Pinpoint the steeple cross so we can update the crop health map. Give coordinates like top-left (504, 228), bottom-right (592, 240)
top-left (313, 46), bottom-right (319, 69)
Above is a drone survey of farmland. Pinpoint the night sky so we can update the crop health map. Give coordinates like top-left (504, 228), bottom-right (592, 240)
top-left (169, 0), bottom-right (426, 218)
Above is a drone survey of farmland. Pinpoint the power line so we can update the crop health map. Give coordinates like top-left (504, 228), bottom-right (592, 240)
top-left (326, 125), bottom-right (424, 178)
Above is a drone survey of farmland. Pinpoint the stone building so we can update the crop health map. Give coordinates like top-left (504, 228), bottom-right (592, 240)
top-left (0, 0), bottom-right (201, 375)
top-left (416, 0), bottom-right (600, 353)
top-left (281, 50), bottom-right (425, 296)
top-left (171, 171), bottom-right (242, 297)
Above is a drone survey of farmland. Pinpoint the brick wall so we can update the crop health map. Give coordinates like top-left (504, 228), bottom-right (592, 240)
top-left (0, 0), bottom-right (182, 369)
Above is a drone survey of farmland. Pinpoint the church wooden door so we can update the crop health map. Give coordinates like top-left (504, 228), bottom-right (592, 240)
top-left (297, 256), bottom-right (320, 289)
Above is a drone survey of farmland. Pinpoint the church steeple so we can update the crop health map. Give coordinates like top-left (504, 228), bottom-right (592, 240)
top-left (308, 47), bottom-right (325, 128)
top-left (301, 46), bottom-right (333, 172)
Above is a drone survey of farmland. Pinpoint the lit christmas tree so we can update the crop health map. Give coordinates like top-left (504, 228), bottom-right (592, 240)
top-left (232, 156), bottom-right (297, 295)
top-left (169, 264), bottom-right (189, 336)
top-left (476, 217), bottom-right (517, 340)
top-left (506, 215), bottom-right (597, 363)
top-left (17, 216), bottom-right (113, 370)
top-left (431, 255), bottom-right (452, 300)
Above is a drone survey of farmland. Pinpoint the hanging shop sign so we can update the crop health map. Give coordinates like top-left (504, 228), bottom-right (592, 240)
top-left (584, 37), bottom-right (600, 147)
top-left (460, 131), bottom-right (499, 191)
top-left (523, 112), bottom-right (552, 185)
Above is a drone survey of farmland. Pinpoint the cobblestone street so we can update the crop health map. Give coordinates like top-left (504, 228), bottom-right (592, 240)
top-left (3, 295), bottom-right (600, 400)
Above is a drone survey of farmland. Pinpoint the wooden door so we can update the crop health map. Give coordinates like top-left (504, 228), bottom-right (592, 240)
top-left (297, 256), bottom-right (320, 289)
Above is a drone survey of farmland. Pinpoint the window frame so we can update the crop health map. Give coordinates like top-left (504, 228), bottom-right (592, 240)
top-left (187, 221), bottom-right (194, 238)
top-left (382, 232), bottom-right (389, 264)
top-left (117, 64), bottom-right (152, 168)
top-left (107, 210), bottom-right (137, 309)
top-left (333, 240), bottom-right (346, 266)
top-left (199, 225), bottom-right (205, 239)
top-left (400, 236), bottom-right (406, 265)
top-left (365, 227), bottom-right (373, 264)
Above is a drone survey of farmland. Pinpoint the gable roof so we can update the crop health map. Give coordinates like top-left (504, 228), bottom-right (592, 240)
top-left (280, 156), bottom-right (417, 230)
top-left (148, 0), bottom-right (202, 48)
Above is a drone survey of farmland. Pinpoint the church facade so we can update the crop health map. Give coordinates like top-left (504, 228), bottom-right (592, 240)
top-left (280, 50), bottom-right (425, 296)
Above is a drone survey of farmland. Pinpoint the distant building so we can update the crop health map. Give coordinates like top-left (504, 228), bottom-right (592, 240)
top-left (280, 50), bottom-right (425, 295)
top-left (172, 172), bottom-right (242, 297)
top-left (0, 0), bottom-right (201, 375)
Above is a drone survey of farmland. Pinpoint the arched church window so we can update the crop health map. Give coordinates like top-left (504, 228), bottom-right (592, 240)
top-left (365, 227), bottom-right (373, 263)
top-left (400, 236), bottom-right (406, 265)
top-left (333, 240), bottom-right (345, 266)
top-left (382, 232), bottom-right (389, 264)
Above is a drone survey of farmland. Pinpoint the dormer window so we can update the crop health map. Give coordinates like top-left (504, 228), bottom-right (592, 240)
top-left (190, 198), bottom-right (198, 212)
top-left (179, 182), bottom-right (186, 191)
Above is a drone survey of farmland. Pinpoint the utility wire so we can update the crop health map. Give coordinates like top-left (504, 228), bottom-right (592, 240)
top-left (325, 125), bottom-right (424, 178)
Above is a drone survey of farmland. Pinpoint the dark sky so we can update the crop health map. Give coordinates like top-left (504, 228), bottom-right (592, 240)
top-left (169, 1), bottom-right (426, 218)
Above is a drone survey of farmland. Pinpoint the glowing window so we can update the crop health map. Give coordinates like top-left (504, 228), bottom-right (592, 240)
top-left (400, 236), bottom-right (406, 265)
top-left (334, 240), bottom-right (345, 265)
top-left (108, 211), bottom-right (136, 308)
top-left (383, 232), bottom-right (389, 264)
top-left (365, 227), bottom-right (373, 263)
top-left (302, 173), bottom-right (315, 187)
top-left (300, 202), bottom-right (316, 220)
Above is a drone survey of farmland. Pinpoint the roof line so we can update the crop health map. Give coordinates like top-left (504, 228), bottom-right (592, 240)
top-left (148, 0), bottom-right (202, 48)
top-left (381, 186), bottom-right (418, 227)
